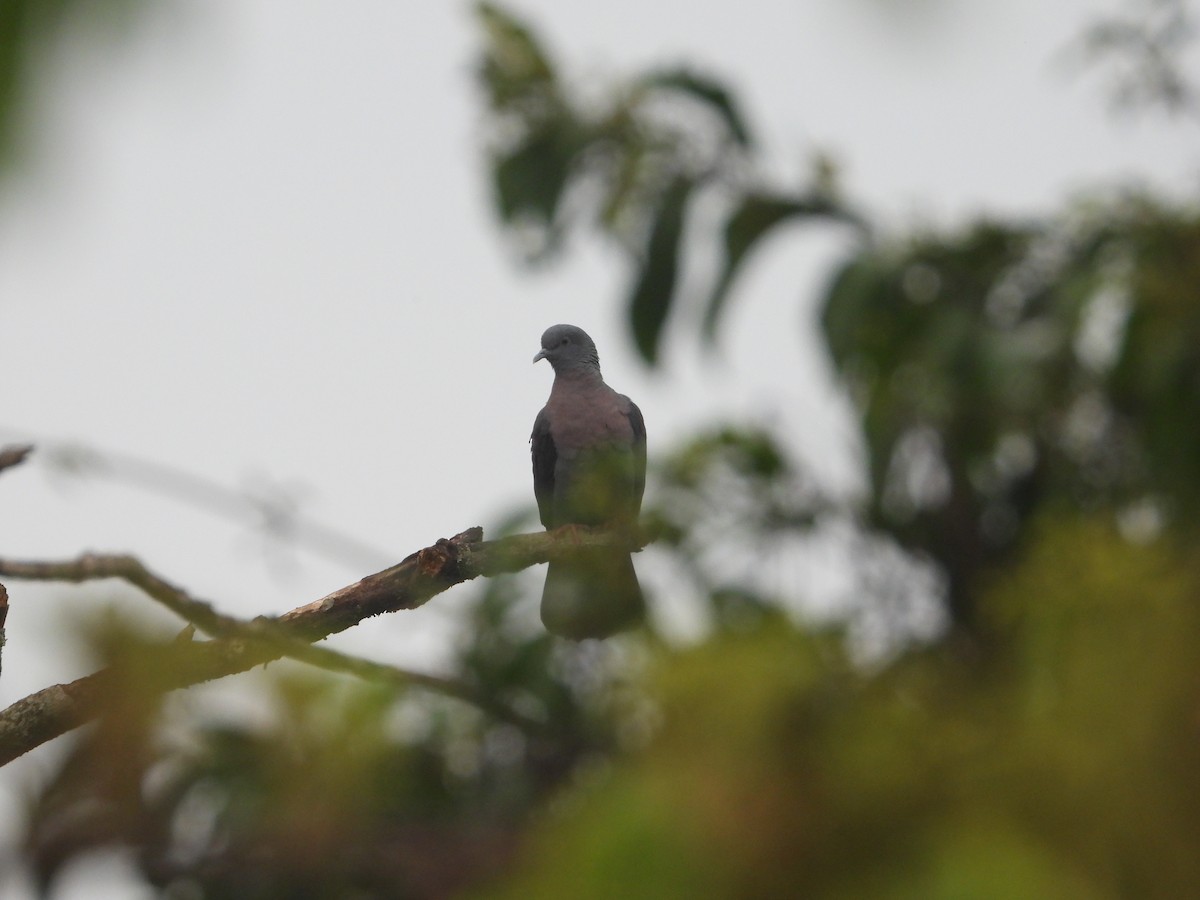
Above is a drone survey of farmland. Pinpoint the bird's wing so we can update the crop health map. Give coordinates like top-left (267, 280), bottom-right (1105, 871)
top-left (623, 396), bottom-right (647, 513)
top-left (531, 407), bottom-right (557, 527)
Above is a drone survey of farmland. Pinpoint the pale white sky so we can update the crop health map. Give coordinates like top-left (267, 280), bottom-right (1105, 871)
top-left (0, 1), bottom-right (1194, 896)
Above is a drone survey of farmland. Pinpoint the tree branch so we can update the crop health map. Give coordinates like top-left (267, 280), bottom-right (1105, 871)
top-left (0, 523), bottom-right (656, 766)
top-left (0, 444), bottom-right (33, 476)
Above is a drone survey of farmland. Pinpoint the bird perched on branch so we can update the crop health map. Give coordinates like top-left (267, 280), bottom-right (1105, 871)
top-left (531, 324), bottom-right (646, 639)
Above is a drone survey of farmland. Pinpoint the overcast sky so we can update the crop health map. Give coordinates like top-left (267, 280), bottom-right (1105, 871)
top-left (0, 1), bottom-right (1194, 895)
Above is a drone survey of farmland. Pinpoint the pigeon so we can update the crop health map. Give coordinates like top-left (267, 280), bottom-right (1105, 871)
top-left (531, 324), bottom-right (646, 639)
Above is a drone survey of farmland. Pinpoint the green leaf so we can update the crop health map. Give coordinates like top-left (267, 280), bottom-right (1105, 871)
top-left (492, 129), bottom-right (578, 244)
top-left (638, 68), bottom-right (754, 147)
top-left (475, 2), bottom-right (555, 91)
top-left (701, 192), bottom-right (844, 342)
top-left (628, 176), bottom-right (694, 365)
top-left (820, 255), bottom-right (886, 368)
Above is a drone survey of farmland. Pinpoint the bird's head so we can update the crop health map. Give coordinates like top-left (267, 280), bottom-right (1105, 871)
top-left (533, 324), bottom-right (601, 374)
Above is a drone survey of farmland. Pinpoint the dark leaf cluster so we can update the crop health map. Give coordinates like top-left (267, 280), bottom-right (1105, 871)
top-left (475, 3), bottom-right (861, 363)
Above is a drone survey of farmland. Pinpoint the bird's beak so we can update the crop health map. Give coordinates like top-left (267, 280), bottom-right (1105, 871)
top-left (532, 348), bottom-right (549, 364)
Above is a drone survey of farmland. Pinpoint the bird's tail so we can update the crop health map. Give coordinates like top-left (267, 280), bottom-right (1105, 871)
top-left (541, 548), bottom-right (644, 640)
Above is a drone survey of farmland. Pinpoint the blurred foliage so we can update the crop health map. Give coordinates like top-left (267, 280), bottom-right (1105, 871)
top-left (651, 426), bottom-right (833, 633)
top-left (488, 517), bottom-right (1200, 898)
top-left (24, 583), bottom-right (633, 898)
top-left (824, 195), bottom-right (1200, 631)
top-left (11, 1), bottom-right (1200, 898)
top-left (469, 4), bottom-right (1200, 897)
top-left (475, 1), bottom-right (860, 363)
top-left (477, 0), bottom-right (1200, 639)
top-left (1070, 0), bottom-right (1199, 117)
top-left (0, 0), bottom-right (144, 175)
top-left (23, 511), bottom-right (1200, 897)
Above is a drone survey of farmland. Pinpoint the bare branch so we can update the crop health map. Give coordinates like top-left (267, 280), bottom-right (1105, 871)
top-left (281, 641), bottom-right (540, 730)
top-left (0, 444), bottom-right (33, 476)
top-left (0, 523), bottom-right (657, 766)
top-left (0, 553), bottom-right (234, 637)
top-left (0, 432), bottom-right (393, 571)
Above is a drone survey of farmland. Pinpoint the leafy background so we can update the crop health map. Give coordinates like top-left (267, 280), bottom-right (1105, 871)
top-left (1, 1), bottom-right (1198, 897)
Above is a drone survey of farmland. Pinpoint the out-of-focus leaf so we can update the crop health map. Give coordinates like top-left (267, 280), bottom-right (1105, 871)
top-left (488, 516), bottom-right (1200, 898)
top-left (492, 128), bottom-right (581, 254)
top-left (820, 256), bottom-right (889, 371)
top-left (476, 3), bottom-right (593, 262)
top-left (1107, 210), bottom-right (1200, 507)
top-left (0, 0), bottom-right (147, 174)
top-left (702, 192), bottom-right (847, 342)
top-left (475, 1), bottom-right (556, 105)
top-left (628, 176), bottom-right (694, 364)
top-left (816, 200), bottom-right (1200, 631)
top-left (596, 129), bottom-right (647, 232)
top-left (661, 427), bottom-right (791, 487)
top-left (637, 67), bottom-right (754, 147)
top-left (25, 617), bottom-right (179, 891)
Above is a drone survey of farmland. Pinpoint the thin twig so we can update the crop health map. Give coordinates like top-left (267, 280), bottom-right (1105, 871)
top-left (0, 445), bottom-right (33, 476)
top-left (0, 432), bottom-right (392, 571)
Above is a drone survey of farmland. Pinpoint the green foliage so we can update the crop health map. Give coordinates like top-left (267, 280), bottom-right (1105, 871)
top-left (634, 69), bottom-right (754, 149)
top-left (0, 0), bottom-right (145, 174)
top-left (486, 517), bottom-right (1200, 898)
top-left (652, 426), bottom-right (829, 633)
top-left (27, 513), bottom-right (1200, 897)
top-left (822, 196), bottom-right (1200, 628)
top-left (628, 174), bottom-right (693, 363)
top-left (13, 3), bottom-right (1200, 898)
top-left (480, 0), bottom-right (1200, 635)
top-left (470, 7), bottom-right (1200, 895)
top-left (701, 190), bottom-right (850, 341)
top-left (474, 3), bottom-right (858, 362)
top-left (23, 577), bottom-right (629, 898)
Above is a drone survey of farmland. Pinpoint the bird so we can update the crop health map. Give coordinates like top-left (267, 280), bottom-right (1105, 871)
top-left (531, 324), bottom-right (646, 639)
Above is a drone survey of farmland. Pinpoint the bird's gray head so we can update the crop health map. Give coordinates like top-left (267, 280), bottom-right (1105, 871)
top-left (533, 324), bottom-right (601, 375)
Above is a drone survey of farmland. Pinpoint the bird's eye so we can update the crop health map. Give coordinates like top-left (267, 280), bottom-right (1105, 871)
top-left (560, 337), bottom-right (569, 345)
